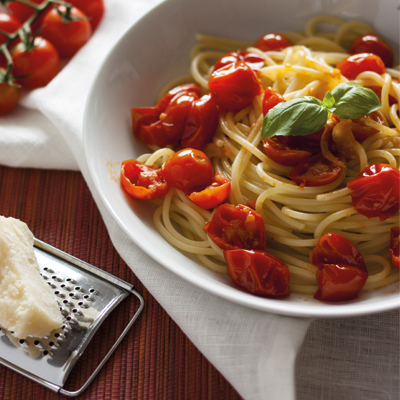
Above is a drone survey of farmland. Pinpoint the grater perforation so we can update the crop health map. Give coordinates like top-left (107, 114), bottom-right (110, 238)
top-left (0, 238), bottom-right (144, 397)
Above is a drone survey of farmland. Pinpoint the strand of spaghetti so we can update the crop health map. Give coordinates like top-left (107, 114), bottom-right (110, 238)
top-left (289, 283), bottom-right (318, 295)
top-left (246, 47), bottom-right (277, 66)
top-left (362, 131), bottom-right (389, 150)
top-left (297, 37), bottom-right (346, 52)
top-left (206, 235), bottom-right (225, 259)
top-left (334, 20), bottom-right (375, 45)
top-left (195, 254), bottom-right (227, 274)
top-left (363, 255), bottom-right (393, 283)
top-left (390, 104), bottom-right (400, 130)
top-left (380, 73), bottom-right (393, 120)
top-left (366, 149), bottom-right (398, 167)
top-left (265, 199), bottom-right (306, 230)
top-left (285, 264), bottom-right (316, 281)
top-left (144, 148), bottom-right (175, 166)
top-left (169, 210), bottom-right (207, 240)
top-left (316, 187), bottom-right (351, 201)
top-left (304, 15), bottom-right (345, 37)
top-left (281, 206), bottom-right (327, 222)
top-left (314, 207), bottom-right (358, 238)
top-left (191, 51), bottom-right (224, 87)
top-left (361, 119), bottom-right (398, 137)
top-left (356, 233), bottom-right (391, 253)
top-left (174, 189), bottom-right (212, 221)
top-left (267, 249), bottom-right (319, 273)
top-left (269, 234), bottom-right (318, 247)
top-left (264, 224), bottom-right (297, 239)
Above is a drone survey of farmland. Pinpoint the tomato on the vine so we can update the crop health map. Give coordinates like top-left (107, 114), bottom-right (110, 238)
top-left (289, 153), bottom-right (342, 187)
top-left (162, 148), bottom-right (214, 193)
top-left (224, 249), bottom-right (290, 297)
top-left (213, 50), bottom-right (265, 72)
top-left (188, 174), bottom-right (230, 209)
top-left (7, 0), bottom-right (44, 23)
top-left (180, 94), bottom-right (219, 150)
top-left (11, 36), bottom-right (60, 88)
top-left (40, 5), bottom-right (92, 58)
top-left (350, 33), bottom-right (393, 68)
top-left (0, 12), bottom-right (21, 46)
top-left (336, 53), bottom-right (385, 80)
top-left (390, 227), bottom-right (400, 270)
top-left (0, 70), bottom-right (21, 116)
top-left (310, 232), bottom-right (368, 301)
top-left (347, 163), bottom-right (400, 221)
top-left (120, 159), bottom-right (169, 201)
top-left (208, 61), bottom-right (262, 112)
top-left (66, 0), bottom-right (104, 30)
top-left (204, 203), bottom-right (266, 251)
top-left (254, 32), bottom-right (290, 52)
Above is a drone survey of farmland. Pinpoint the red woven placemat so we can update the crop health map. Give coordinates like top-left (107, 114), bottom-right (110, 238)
top-left (0, 166), bottom-right (242, 400)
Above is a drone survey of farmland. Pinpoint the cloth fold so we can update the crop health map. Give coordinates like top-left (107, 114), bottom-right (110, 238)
top-left (0, 1), bottom-right (398, 399)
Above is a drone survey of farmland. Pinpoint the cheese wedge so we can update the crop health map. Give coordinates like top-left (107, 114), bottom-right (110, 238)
top-left (0, 216), bottom-right (63, 339)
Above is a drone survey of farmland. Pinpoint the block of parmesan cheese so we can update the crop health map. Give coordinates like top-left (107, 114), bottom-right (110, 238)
top-left (0, 216), bottom-right (63, 339)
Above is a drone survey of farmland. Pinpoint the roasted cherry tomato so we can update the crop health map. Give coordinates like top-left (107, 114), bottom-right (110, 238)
top-left (180, 94), bottom-right (219, 150)
top-left (224, 249), bottom-right (290, 297)
top-left (40, 6), bottom-right (92, 58)
top-left (204, 203), bottom-right (266, 251)
top-left (120, 159), bottom-right (169, 201)
top-left (289, 153), bottom-right (341, 187)
top-left (347, 163), bottom-right (400, 221)
top-left (390, 227), bottom-right (400, 270)
top-left (0, 72), bottom-right (21, 116)
top-left (262, 87), bottom-right (285, 116)
top-left (336, 53), bottom-right (385, 80)
top-left (310, 233), bottom-right (368, 301)
top-left (254, 32), bottom-right (290, 52)
top-left (0, 12), bottom-right (21, 46)
top-left (213, 50), bottom-right (265, 72)
top-left (350, 33), bottom-right (393, 68)
top-left (208, 61), bottom-right (262, 112)
top-left (132, 84), bottom-right (201, 147)
top-left (162, 148), bottom-right (214, 193)
top-left (11, 37), bottom-right (60, 88)
top-left (188, 174), bottom-right (230, 209)
top-left (66, 0), bottom-right (105, 30)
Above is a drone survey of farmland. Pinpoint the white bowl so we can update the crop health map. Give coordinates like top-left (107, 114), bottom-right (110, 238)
top-left (83, 0), bottom-right (400, 317)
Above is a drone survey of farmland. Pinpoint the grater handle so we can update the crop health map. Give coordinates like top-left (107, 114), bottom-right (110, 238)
top-left (58, 289), bottom-right (144, 397)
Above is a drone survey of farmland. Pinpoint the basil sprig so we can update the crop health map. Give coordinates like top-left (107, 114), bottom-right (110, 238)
top-left (261, 82), bottom-right (381, 139)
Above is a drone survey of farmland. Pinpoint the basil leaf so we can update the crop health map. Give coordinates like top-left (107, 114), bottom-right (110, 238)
top-left (327, 82), bottom-right (381, 119)
top-left (322, 91), bottom-right (335, 109)
top-left (261, 96), bottom-right (328, 139)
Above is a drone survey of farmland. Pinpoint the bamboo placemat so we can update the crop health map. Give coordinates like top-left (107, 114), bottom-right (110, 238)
top-left (0, 166), bottom-right (242, 400)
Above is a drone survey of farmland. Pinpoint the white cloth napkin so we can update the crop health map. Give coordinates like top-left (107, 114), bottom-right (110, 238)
top-left (0, 1), bottom-right (398, 399)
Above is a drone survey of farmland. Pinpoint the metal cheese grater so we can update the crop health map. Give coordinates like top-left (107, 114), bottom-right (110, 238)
top-left (0, 238), bottom-right (144, 397)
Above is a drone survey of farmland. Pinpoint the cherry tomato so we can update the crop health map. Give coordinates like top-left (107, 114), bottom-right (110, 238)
top-left (132, 84), bottom-right (201, 147)
top-left (120, 159), bottom-right (169, 201)
top-left (11, 37), bottom-right (60, 88)
top-left (347, 163), bottom-right (400, 221)
top-left (213, 50), bottom-right (265, 72)
top-left (262, 87), bottom-right (285, 116)
top-left (7, 0), bottom-right (44, 23)
top-left (310, 232), bottom-right (368, 301)
top-left (208, 61), bottom-right (262, 112)
top-left (180, 94), bottom-right (219, 150)
top-left (40, 6), bottom-right (92, 58)
top-left (66, 0), bottom-right (104, 30)
top-left (350, 33), bottom-right (393, 68)
top-left (336, 53), bottom-right (385, 80)
top-left (254, 32), bottom-right (290, 52)
top-left (224, 249), bottom-right (290, 297)
top-left (0, 73), bottom-right (21, 116)
top-left (0, 12), bottom-right (21, 46)
top-left (389, 227), bottom-right (400, 270)
top-left (204, 203), bottom-right (266, 251)
top-left (162, 148), bottom-right (214, 193)
top-left (289, 153), bottom-right (342, 187)
top-left (188, 174), bottom-right (230, 209)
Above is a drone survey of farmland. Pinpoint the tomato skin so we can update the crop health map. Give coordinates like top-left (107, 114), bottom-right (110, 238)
top-left (350, 34), bottom-right (393, 68)
top-left (208, 61), bottom-right (262, 112)
top-left (213, 50), bottom-right (265, 72)
top-left (204, 203), bottom-right (266, 251)
top-left (155, 83), bottom-right (201, 111)
top-left (0, 12), bottom-right (21, 46)
top-left (180, 94), bottom-right (219, 150)
top-left (11, 37), bottom-right (60, 88)
top-left (289, 153), bottom-right (342, 187)
top-left (7, 0), bottom-right (43, 23)
top-left (224, 249), bottom-right (290, 297)
top-left (40, 6), bottom-right (92, 58)
top-left (162, 148), bottom-right (214, 193)
top-left (120, 159), bottom-right (169, 201)
top-left (336, 53), bottom-right (385, 80)
top-left (389, 227), bottom-right (400, 270)
top-left (0, 78), bottom-right (21, 116)
top-left (347, 163), bottom-right (400, 221)
top-left (254, 32), bottom-right (290, 52)
top-left (262, 87), bottom-right (285, 116)
top-left (66, 0), bottom-right (104, 30)
top-left (188, 174), bottom-right (230, 209)
top-left (310, 233), bottom-right (368, 301)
